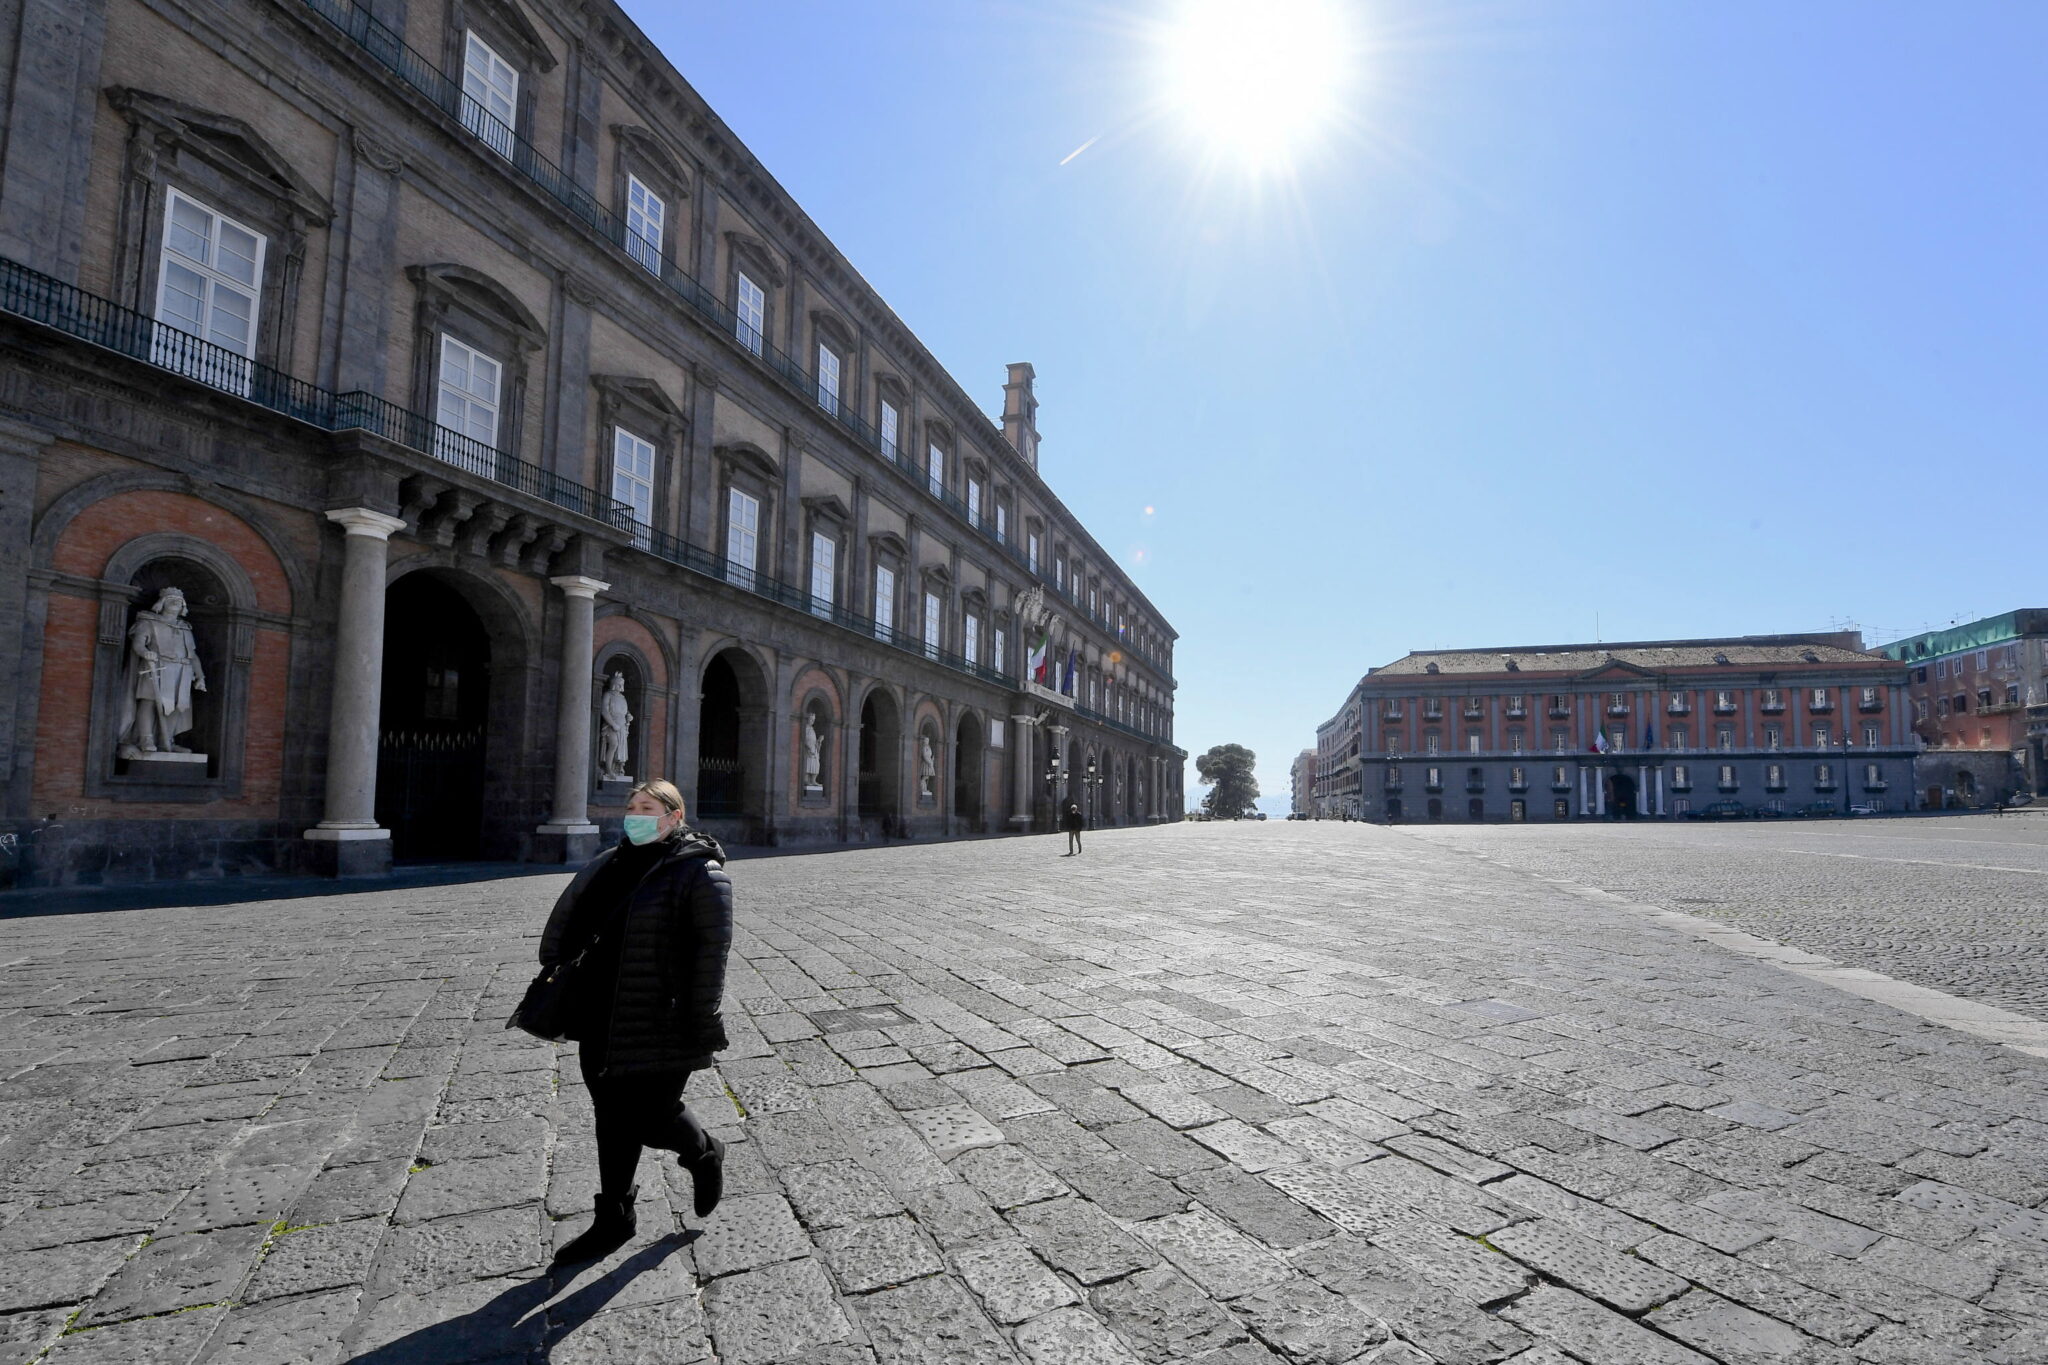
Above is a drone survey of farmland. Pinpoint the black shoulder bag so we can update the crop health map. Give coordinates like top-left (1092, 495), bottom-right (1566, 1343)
top-left (507, 944), bottom-right (590, 1041)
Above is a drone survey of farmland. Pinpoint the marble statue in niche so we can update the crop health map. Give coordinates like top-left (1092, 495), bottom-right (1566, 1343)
top-left (117, 586), bottom-right (208, 761)
top-left (919, 732), bottom-right (937, 799)
top-left (598, 670), bottom-right (632, 782)
top-left (802, 710), bottom-right (823, 791)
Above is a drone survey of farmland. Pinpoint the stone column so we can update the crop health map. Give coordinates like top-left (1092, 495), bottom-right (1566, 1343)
top-left (1655, 767), bottom-right (1665, 817)
top-left (535, 574), bottom-right (608, 862)
top-left (1637, 764), bottom-right (1648, 816)
top-left (1595, 769), bottom-right (1607, 818)
top-left (305, 508), bottom-right (406, 876)
top-left (1010, 713), bottom-right (1035, 828)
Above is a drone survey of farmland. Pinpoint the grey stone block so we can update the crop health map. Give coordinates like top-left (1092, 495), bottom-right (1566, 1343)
top-left (816, 1214), bottom-right (944, 1293)
top-left (1497, 1285), bottom-right (1714, 1365)
top-left (1013, 1306), bottom-right (1146, 1364)
top-left (205, 1286), bottom-right (362, 1364)
top-left (951, 1236), bottom-right (1077, 1324)
top-left (1646, 1289), bottom-right (1847, 1365)
top-left (243, 1218), bottom-right (382, 1302)
top-left (781, 1158), bottom-right (906, 1229)
top-left (847, 1271), bottom-right (1018, 1365)
top-left (41, 1303), bottom-right (226, 1363)
top-left (1091, 1264), bottom-right (1253, 1363)
top-left (1225, 1274), bottom-right (1389, 1365)
top-left (1488, 1218), bottom-right (1689, 1313)
top-left (1007, 1197), bottom-right (1158, 1285)
top-left (690, 1192), bottom-right (811, 1280)
top-left (81, 1224), bottom-right (267, 1325)
top-left (951, 1144), bottom-right (1068, 1209)
top-left (365, 1205), bottom-right (544, 1294)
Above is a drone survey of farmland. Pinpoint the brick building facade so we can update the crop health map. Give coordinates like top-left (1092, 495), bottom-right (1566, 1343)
top-left (1878, 609), bottom-right (2047, 804)
top-left (0, 0), bottom-right (1180, 887)
top-left (1316, 633), bottom-right (1914, 822)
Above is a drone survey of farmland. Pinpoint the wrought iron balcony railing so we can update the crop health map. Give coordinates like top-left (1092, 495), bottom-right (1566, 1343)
top-left (0, 255), bottom-right (628, 528)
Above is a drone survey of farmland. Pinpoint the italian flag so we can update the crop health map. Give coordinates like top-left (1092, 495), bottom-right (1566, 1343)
top-left (1027, 630), bottom-right (1050, 683)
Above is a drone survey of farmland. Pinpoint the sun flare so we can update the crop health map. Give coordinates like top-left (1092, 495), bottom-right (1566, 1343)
top-left (1154, 0), bottom-right (1355, 172)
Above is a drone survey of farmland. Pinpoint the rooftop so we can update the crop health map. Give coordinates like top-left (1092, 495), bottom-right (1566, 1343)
top-left (1366, 631), bottom-right (1887, 679)
top-left (1877, 610), bottom-right (2048, 662)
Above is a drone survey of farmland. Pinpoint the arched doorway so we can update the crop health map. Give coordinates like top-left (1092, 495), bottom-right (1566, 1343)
top-left (858, 688), bottom-right (902, 835)
top-left (954, 713), bottom-right (983, 830)
top-left (698, 649), bottom-right (769, 839)
top-left (376, 574), bottom-right (490, 861)
top-left (1426, 796), bottom-right (1443, 821)
top-left (1609, 771), bottom-right (1638, 819)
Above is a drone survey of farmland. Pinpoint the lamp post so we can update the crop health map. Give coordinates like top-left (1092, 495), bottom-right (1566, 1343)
top-left (1043, 751), bottom-right (1062, 832)
top-left (1841, 732), bottom-right (1853, 817)
top-left (1083, 755), bottom-right (1103, 827)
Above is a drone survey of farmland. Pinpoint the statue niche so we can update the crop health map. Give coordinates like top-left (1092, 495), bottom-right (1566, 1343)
top-left (802, 707), bottom-right (825, 793)
top-left (117, 584), bottom-right (210, 764)
top-left (598, 667), bottom-right (634, 784)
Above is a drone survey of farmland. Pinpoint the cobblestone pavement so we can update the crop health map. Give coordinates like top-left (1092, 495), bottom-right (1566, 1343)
top-left (4, 822), bottom-right (2048, 1364)
top-left (1400, 814), bottom-right (2048, 1021)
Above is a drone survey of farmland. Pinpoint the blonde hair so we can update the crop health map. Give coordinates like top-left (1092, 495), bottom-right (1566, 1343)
top-left (629, 778), bottom-right (686, 818)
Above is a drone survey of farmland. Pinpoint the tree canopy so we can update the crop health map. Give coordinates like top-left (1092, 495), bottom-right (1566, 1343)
top-left (1195, 743), bottom-right (1260, 819)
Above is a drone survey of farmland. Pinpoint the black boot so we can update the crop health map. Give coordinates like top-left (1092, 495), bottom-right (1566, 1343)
top-left (552, 1186), bottom-right (637, 1265)
top-left (684, 1135), bottom-right (725, 1218)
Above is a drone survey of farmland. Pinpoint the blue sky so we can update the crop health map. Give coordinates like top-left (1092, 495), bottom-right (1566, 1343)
top-left (620, 1), bottom-right (2047, 814)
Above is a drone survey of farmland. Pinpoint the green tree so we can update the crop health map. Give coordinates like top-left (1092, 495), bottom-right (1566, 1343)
top-left (1196, 743), bottom-right (1260, 819)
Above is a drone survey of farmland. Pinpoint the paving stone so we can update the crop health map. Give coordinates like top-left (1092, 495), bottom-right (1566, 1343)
top-left (902, 1181), bottom-right (1007, 1248)
top-left (160, 1164), bottom-right (312, 1235)
top-left (345, 1273), bottom-right (553, 1363)
top-left (1699, 1191), bottom-right (1883, 1257)
top-left (1132, 1207), bottom-right (1290, 1297)
top-left (1260, 1165), bottom-right (1409, 1238)
top-left (1345, 1156), bottom-right (1516, 1236)
top-left (364, 1204), bottom-right (543, 1294)
top-left (1262, 1116), bottom-right (1386, 1169)
top-left (205, 1286), bottom-right (362, 1364)
top-left (1102, 1119), bottom-right (1227, 1178)
top-left (817, 1214), bottom-right (945, 1293)
top-left (690, 1192), bottom-right (811, 1280)
top-left (1015, 1305), bottom-right (1147, 1364)
top-left (1646, 1289), bottom-right (1851, 1365)
top-left (951, 1236), bottom-right (1077, 1324)
top-left (242, 1218), bottom-right (382, 1302)
top-left (41, 1303), bottom-right (226, 1363)
top-left (781, 1157), bottom-right (906, 1229)
top-left (1381, 1133), bottom-right (1514, 1184)
top-left (1710, 1101), bottom-right (1806, 1131)
top-left (546, 1298), bottom-right (714, 1365)
top-left (1498, 1284), bottom-right (1715, 1365)
top-left (0, 1193), bottom-right (179, 1253)
top-left (848, 1271), bottom-right (1018, 1365)
top-left (0, 1306), bottom-right (70, 1362)
top-left (1633, 1233), bottom-right (1883, 1345)
top-left (951, 1144), bottom-right (1068, 1209)
top-left (1370, 1216), bottom-right (1535, 1306)
top-left (80, 1223), bottom-right (267, 1325)
top-left (1007, 1197), bottom-right (1158, 1284)
top-left (1120, 1082), bottom-right (1231, 1130)
top-left (1226, 1273), bottom-right (1389, 1365)
top-left (1855, 1234), bottom-right (1999, 1301)
top-left (1608, 1188), bottom-right (1770, 1253)
top-left (1289, 1236), bottom-right (1532, 1362)
top-left (1489, 1217), bottom-right (1690, 1313)
top-left (1091, 1263), bottom-right (1255, 1362)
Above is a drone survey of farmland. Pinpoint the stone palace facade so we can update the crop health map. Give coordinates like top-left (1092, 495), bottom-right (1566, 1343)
top-left (1312, 633), bottom-right (1914, 822)
top-left (0, 0), bottom-right (1181, 886)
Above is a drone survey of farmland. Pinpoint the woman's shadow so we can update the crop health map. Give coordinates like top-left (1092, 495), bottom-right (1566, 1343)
top-left (347, 1229), bottom-right (701, 1363)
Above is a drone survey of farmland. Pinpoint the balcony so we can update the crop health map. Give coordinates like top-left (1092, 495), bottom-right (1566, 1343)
top-left (1714, 700), bottom-right (1738, 714)
top-left (1422, 706), bottom-right (1445, 721)
top-left (1505, 707), bottom-right (1526, 720)
top-left (1760, 698), bottom-right (1785, 713)
top-left (1424, 777), bottom-right (1444, 793)
top-left (1607, 703), bottom-right (1630, 717)
top-left (1383, 707), bottom-right (1404, 721)
top-left (1507, 777), bottom-right (1529, 792)
top-left (1858, 695), bottom-right (1885, 712)
top-left (0, 255), bottom-right (631, 530)
top-left (1863, 779), bottom-right (1889, 791)
top-left (1808, 696), bottom-right (1834, 713)
top-left (1666, 700), bottom-right (1691, 715)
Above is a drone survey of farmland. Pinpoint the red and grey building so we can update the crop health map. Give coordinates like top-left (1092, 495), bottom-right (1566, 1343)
top-left (1318, 632), bottom-right (1914, 821)
top-left (1877, 609), bottom-right (2048, 804)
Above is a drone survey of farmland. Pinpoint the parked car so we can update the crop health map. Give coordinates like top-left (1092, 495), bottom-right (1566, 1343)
top-left (1793, 802), bottom-right (1838, 818)
top-left (1687, 799), bottom-right (1748, 821)
top-left (1847, 802), bottom-right (1882, 816)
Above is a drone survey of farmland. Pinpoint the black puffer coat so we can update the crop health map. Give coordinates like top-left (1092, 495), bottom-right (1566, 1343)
top-left (539, 827), bottom-right (733, 1076)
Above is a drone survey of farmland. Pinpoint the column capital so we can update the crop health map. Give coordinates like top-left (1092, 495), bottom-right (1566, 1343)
top-left (326, 507), bottom-right (406, 539)
top-left (549, 574), bottom-right (610, 599)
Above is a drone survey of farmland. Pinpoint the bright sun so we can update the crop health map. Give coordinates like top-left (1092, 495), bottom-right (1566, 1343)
top-left (1154, 0), bottom-right (1354, 172)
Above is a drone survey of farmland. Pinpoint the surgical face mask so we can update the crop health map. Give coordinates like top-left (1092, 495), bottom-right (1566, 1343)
top-left (622, 814), bottom-right (665, 845)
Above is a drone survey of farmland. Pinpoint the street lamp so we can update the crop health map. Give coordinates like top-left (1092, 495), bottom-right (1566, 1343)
top-left (1083, 755), bottom-right (1103, 826)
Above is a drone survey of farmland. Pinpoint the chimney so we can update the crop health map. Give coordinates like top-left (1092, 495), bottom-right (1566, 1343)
top-left (1001, 362), bottom-right (1039, 469)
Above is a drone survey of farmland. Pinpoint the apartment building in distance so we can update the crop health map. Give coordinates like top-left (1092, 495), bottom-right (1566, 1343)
top-left (1289, 748), bottom-right (1316, 817)
top-left (1316, 632), bottom-right (1914, 821)
top-left (0, 0), bottom-right (1181, 885)
top-left (1878, 609), bottom-right (2048, 804)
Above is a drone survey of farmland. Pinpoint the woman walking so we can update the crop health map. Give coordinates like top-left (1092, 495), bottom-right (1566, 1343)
top-left (540, 779), bottom-right (733, 1264)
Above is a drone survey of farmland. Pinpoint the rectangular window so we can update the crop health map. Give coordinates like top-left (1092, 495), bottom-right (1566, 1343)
top-left (1672, 764), bottom-right (1691, 790)
top-left (461, 32), bottom-right (518, 158)
top-left (873, 565), bottom-right (895, 640)
top-left (611, 427), bottom-right (656, 544)
top-left (1553, 731), bottom-right (1568, 752)
top-left (625, 174), bottom-right (664, 273)
top-left (155, 190), bottom-right (265, 395)
top-left (1811, 687), bottom-right (1830, 708)
top-left (1935, 658), bottom-right (1948, 679)
top-left (816, 344), bottom-right (841, 415)
top-left (966, 477), bottom-right (982, 528)
top-left (1813, 725), bottom-right (1830, 748)
top-left (1864, 762), bottom-right (1882, 788)
top-left (1715, 690), bottom-right (1734, 711)
top-left (735, 271), bottom-right (765, 356)
top-left (1468, 734), bottom-right (1482, 753)
top-left (725, 488), bottom-right (760, 585)
top-left (1764, 725), bottom-right (1781, 750)
top-left (1862, 725), bottom-right (1878, 747)
top-left (1055, 558), bottom-right (1066, 590)
top-left (1859, 685), bottom-right (1879, 706)
top-left (1669, 725), bottom-right (1688, 749)
top-left (1426, 767), bottom-right (1442, 789)
top-left (434, 335), bottom-right (501, 467)
top-left (1509, 731), bottom-right (1524, 754)
top-left (879, 401), bottom-right (900, 460)
top-left (964, 611), bottom-right (981, 665)
top-left (927, 444), bottom-right (945, 498)
top-left (1425, 734), bottom-right (1440, 755)
top-left (1815, 763), bottom-right (1833, 787)
top-left (1608, 727), bottom-right (1625, 752)
top-left (993, 624), bottom-right (1007, 676)
top-left (1027, 532), bottom-right (1040, 574)
top-left (994, 503), bottom-right (1008, 544)
top-left (1720, 765), bottom-right (1738, 789)
top-left (1552, 765), bottom-right (1568, 788)
top-left (1976, 650), bottom-right (1989, 671)
top-left (991, 718), bottom-right (1005, 749)
top-left (1716, 726), bottom-right (1734, 751)
top-left (923, 590), bottom-right (941, 658)
top-left (809, 531), bottom-right (835, 617)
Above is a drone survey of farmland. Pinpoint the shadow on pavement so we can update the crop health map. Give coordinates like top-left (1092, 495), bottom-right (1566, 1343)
top-left (346, 1232), bottom-right (697, 1364)
top-left (0, 862), bottom-right (566, 920)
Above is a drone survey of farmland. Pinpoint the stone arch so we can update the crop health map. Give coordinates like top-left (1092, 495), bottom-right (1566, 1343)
top-left (697, 643), bottom-right (772, 839)
top-left (856, 681), bottom-right (904, 834)
top-left (35, 473), bottom-right (306, 611)
top-left (375, 561), bottom-right (539, 860)
top-left (954, 710), bottom-right (984, 828)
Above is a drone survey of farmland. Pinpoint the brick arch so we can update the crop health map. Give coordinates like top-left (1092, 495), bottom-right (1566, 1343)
top-left (594, 606), bottom-right (674, 690)
top-left (40, 482), bottom-right (298, 616)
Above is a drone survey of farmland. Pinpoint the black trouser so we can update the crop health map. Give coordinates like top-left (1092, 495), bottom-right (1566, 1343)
top-left (578, 1041), bottom-right (710, 1199)
top-left (1067, 829), bottom-right (1082, 853)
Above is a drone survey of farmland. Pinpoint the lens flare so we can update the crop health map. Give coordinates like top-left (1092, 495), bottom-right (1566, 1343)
top-left (1154, 0), bottom-right (1354, 173)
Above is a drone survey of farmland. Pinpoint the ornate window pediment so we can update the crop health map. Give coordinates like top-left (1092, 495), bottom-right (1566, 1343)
top-left (107, 88), bottom-right (331, 224)
top-left (723, 230), bottom-right (787, 287)
top-left (406, 263), bottom-right (547, 351)
top-left (451, 0), bottom-right (557, 72)
top-left (610, 124), bottom-right (689, 191)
